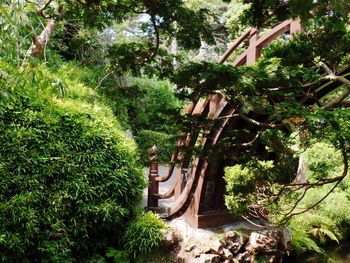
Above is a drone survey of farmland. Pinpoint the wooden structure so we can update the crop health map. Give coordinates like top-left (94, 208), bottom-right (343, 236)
top-left (146, 19), bottom-right (347, 228)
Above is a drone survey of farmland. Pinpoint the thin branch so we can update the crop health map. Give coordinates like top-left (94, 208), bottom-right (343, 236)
top-left (239, 113), bottom-right (283, 129)
top-left (242, 215), bottom-right (269, 228)
top-left (280, 187), bottom-right (309, 219)
top-left (234, 132), bottom-right (261, 148)
top-left (36, 0), bottom-right (54, 18)
top-left (216, 113), bottom-right (239, 120)
top-left (284, 175), bottom-right (345, 188)
top-left (318, 62), bottom-right (350, 109)
top-left (95, 71), bottom-right (112, 89)
top-left (280, 147), bottom-right (348, 225)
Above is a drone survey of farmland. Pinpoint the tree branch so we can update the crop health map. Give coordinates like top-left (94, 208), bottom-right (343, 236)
top-left (318, 62), bottom-right (350, 109)
top-left (95, 71), bottom-right (112, 89)
top-left (235, 131), bottom-right (261, 148)
top-left (239, 113), bottom-right (283, 129)
top-left (279, 146), bottom-right (348, 225)
top-left (283, 174), bottom-right (345, 188)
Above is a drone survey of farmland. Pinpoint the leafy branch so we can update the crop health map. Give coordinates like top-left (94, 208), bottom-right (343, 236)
top-left (318, 62), bottom-right (350, 109)
top-left (279, 146), bottom-right (348, 225)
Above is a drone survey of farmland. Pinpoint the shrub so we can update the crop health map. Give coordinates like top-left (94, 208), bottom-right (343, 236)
top-left (99, 76), bottom-right (181, 134)
top-left (304, 142), bottom-right (343, 181)
top-left (224, 161), bottom-right (274, 216)
top-left (122, 212), bottom-right (166, 260)
top-left (0, 61), bottom-right (145, 261)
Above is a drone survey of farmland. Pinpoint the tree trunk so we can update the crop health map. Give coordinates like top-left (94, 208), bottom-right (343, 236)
top-left (294, 156), bottom-right (308, 184)
top-left (27, 19), bottom-right (58, 58)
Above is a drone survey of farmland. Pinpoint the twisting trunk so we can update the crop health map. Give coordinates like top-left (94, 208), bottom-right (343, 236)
top-left (26, 6), bottom-right (64, 59)
top-left (27, 19), bottom-right (58, 58)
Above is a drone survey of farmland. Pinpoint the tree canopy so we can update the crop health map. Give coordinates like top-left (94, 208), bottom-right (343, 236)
top-left (1, 0), bottom-right (350, 260)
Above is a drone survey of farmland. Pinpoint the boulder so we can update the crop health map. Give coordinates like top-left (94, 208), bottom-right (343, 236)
top-left (244, 228), bottom-right (291, 263)
top-left (281, 228), bottom-right (293, 251)
top-left (245, 229), bottom-right (280, 254)
top-left (197, 254), bottom-right (221, 263)
top-left (208, 239), bottom-right (224, 255)
top-left (224, 231), bottom-right (249, 254)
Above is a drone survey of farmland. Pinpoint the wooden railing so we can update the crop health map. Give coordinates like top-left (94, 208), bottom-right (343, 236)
top-left (146, 19), bottom-right (303, 227)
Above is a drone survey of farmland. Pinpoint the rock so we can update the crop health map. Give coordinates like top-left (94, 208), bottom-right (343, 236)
top-left (245, 230), bottom-right (280, 254)
top-left (220, 248), bottom-right (233, 261)
top-left (193, 247), bottom-right (204, 258)
top-left (208, 239), bottom-right (224, 254)
top-left (202, 247), bottom-right (212, 254)
top-left (281, 227), bottom-right (292, 251)
top-left (224, 231), bottom-right (249, 254)
top-left (198, 254), bottom-right (221, 263)
top-left (244, 228), bottom-right (291, 263)
top-left (236, 251), bottom-right (252, 263)
top-left (160, 228), bottom-right (180, 248)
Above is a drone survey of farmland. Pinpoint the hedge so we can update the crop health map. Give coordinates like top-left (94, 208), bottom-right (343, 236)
top-left (0, 62), bottom-right (145, 261)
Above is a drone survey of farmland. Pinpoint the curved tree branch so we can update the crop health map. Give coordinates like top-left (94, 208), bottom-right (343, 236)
top-left (239, 113), bottom-right (283, 129)
top-left (279, 146), bottom-right (348, 225)
top-left (318, 62), bottom-right (350, 109)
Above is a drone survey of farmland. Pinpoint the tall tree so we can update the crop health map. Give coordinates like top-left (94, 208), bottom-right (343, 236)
top-left (21, 0), bottom-right (216, 62)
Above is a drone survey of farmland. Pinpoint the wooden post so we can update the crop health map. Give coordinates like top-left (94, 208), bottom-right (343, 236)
top-left (246, 29), bottom-right (259, 65)
top-left (148, 145), bottom-right (159, 207)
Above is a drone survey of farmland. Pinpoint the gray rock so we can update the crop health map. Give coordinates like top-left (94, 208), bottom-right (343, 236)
top-left (282, 227), bottom-right (292, 251)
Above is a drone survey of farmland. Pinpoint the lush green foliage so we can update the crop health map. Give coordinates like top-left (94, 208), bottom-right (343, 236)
top-left (2, 0), bottom-right (350, 260)
top-left (105, 247), bottom-right (130, 263)
top-left (283, 142), bottom-right (350, 255)
top-left (224, 161), bottom-right (274, 216)
top-left (122, 212), bottom-right (166, 260)
top-left (122, 77), bottom-right (181, 134)
top-left (305, 142), bottom-right (343, 181)
top-left (135, 130), bottom-right (176, 165)
top-left (289, 225), bottom-right (324, 255)
top-left (0, 61), bottom-right (145, 261)
top-left (95, 75), bottom-right (181, 164)
top-left (241, 0), bottom-right (350, 28)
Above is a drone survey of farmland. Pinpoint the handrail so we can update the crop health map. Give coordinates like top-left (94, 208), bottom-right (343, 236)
top-left (233, 19), bottom-right (300, 66)
top-left (218, 27), bottom-right (254, 64)
top-left (148, 19), bottom-right (304, 218)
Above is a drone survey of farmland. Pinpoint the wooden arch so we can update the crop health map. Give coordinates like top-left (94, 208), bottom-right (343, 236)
top-left (147, 19), bottom-right (347, 228)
